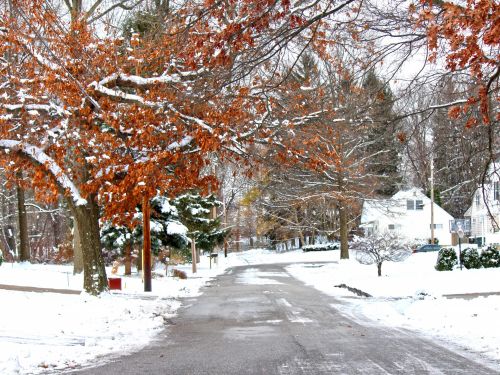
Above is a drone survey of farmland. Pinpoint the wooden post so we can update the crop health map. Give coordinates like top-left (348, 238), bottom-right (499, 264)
top-left (142, 197), bottom-right (152, 292)
top-left (124, 240), bottom-right (132, 276)
top-left (191, 238), bottom-right (197, 274)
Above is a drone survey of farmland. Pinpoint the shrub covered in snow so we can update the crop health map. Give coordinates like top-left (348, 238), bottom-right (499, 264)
top-left (435, 247), bottom-right (458, 271)
top-left (302, 242), bottom-right (339, 252)
top-left (480, 246), bottom-right (500, 268)
top-left (460, 248), bottom-right (482, 269)
top-left (352, 232), bottom-right (412, 276)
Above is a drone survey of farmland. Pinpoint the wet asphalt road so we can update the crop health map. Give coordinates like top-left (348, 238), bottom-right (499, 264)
top-left (73, 263), bottom-right (499, 375)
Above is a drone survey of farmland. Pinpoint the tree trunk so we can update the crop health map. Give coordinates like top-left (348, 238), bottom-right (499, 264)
top-left (137, 245), bottom-right (143, 271)
top-left (72, 218), bottom-right (84, 274)
top-left (142, 197), bottom-right (152, 292)
top-left (236, 206), bottom-right (241, 252)
top-left (339, 202), bottom-right (349, 259)
top-left (377, 262), bottom-right (382, 277)
top-left (69, 196), bottom-right (107, 295)
top-left (124, 240), bottom-right (132, 275)
top-left (294, 207), bottom-right (305, 248)
top-left (16, 173), bottom-right (30, 262)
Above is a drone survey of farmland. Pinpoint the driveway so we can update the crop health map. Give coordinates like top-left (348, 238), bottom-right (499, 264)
top-left (73, 263), bottom-right (499, 374)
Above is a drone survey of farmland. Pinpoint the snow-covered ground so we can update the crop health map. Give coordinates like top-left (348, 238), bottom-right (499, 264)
top-left (1, 248), bottom-right (499, 374)
top-left (0, 258), bottom-right (226, 375)
top-left (285, 250), bottom-right (500, 365)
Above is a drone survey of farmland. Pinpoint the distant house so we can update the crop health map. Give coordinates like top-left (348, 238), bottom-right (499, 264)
top-left (361, 188), bottom-right (455, 245)
top-left (465, 162), bottom-right (500, 246)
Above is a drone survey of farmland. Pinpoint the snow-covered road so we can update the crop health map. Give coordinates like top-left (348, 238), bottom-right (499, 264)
top-left (1, 249), bottom-right (499, 374)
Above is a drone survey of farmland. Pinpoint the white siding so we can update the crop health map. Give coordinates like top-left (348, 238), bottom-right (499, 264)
top-left (361, 188), bottom-right (455, 245)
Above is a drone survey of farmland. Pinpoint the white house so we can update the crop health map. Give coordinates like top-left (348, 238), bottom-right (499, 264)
top-left (465, 162), bottom-right (500, 246)
top-left (361, 188), bottom-right (455, 245)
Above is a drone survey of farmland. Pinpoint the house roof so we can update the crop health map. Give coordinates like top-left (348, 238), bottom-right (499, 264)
top-left (361, 187), bottom-right (455, 223)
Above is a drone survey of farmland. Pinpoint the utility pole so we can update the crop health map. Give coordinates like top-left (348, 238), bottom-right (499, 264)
top-left (430, 157), bottom-right (435, 244)
top-left (142, 196), bottom-right (152, 292)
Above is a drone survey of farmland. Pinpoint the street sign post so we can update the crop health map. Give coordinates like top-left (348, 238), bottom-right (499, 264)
top-left (449, 219), bottom-right (471, 270)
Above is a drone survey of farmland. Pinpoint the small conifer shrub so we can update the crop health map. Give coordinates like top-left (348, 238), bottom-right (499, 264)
top-left (480, 246), bottom-right (500, 268)
top-left (460, 248), bottom-right (482, 269)
top-left (435, 247), bottom-right (458, 271)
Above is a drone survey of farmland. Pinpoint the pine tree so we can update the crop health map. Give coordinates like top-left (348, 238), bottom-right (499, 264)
top-left (173, 193), bottom-right (228, 253)
top-left (362, 70), bottom-right (402, 197)
top-left (101, 196), bottom-right (189, 261)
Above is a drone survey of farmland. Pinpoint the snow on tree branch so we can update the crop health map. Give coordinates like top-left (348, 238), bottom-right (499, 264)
top-left (0, 103), bottom-right (69, 117)
top-left (0, 140), bottom-right (87, 206)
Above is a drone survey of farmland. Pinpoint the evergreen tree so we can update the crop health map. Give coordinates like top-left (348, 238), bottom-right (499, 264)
top-left (362, 70), bottom-right (402, 196)
top-left (431, 77), bottom-right (491, 218)
top-left (101, 196), bottom-right (189, 261)
top-left (173, 193), bottom-right (228, 253)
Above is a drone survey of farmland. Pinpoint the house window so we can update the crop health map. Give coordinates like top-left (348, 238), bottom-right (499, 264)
top-left (388, 224), bottom-right (395, 230)
top-left (494, 181), bottom-right (499, 201)
top-left (406, 200), bottom-right (415, 210)
top-left (430, 224), bottom-right (443, 229)
top-left (475, 193), bottom-right (481, 207)
top-left (416, 200), bottom-right (424, 210)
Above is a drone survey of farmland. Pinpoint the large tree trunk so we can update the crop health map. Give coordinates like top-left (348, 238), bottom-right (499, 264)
top-left (16, 173), bottom-right (30, 262)
top-left (69, 195), bottom-right (107, 295)
top-left (339, 202), bottom-right (349, 259)
top-left (72, 218), bottom-right (84, 274)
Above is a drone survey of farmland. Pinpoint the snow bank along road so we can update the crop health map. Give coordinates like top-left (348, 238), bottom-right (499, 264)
top-left (73, 263), bottom-right (499, 375)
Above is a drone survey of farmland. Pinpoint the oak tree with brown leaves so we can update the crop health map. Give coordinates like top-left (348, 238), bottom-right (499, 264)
top-left (0, 0), bottom-right (360, 293)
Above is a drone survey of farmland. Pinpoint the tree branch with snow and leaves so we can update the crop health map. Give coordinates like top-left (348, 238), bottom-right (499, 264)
top-left (352, 232), bottom-right (412, 276)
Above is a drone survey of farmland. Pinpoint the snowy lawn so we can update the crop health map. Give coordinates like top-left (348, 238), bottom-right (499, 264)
top-left (1, 248), bottom-right (499, 373)
top-left (0, 256), bottom-right (228, 375)
top-left (286, 250), bottom-right (500, 364)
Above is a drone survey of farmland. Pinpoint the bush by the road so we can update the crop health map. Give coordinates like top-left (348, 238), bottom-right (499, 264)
top-left (461, 248), bottom-right (482, 269)
top-left (435, 247), bottom-right (457, 271)
top-left (480, 246), bottom-right (500, 268)
top-left (352, 232), bottom-right (412, 277)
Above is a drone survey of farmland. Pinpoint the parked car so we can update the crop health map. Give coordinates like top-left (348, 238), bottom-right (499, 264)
top-left (302, 242), bottom-right (340, 252)
top-left (414, 244), bottom-right (441, 253)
